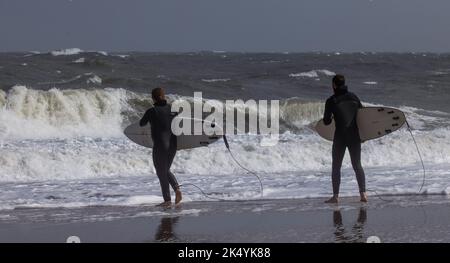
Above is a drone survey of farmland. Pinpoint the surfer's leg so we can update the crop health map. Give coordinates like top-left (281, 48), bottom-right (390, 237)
top-left (326, 139), bottom-right (346, 203)
top-left (153, 148), bottom-right (171, 202)
top-left (167, 143), bottom-right (179, 191)
top-left (167, 141), bottom-right (182, 204)
top-left (331, 139), bottom-right (346, 196)
top-left (168, 170), bottom-right (182, 205)
top-left (167, 171), bottom-right (179, 191)
top-left (348, 141), bottom-right (367, 201)
top-left (167, 169), bottom-right (182, 205)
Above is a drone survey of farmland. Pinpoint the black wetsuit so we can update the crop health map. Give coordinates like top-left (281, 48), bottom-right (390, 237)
top-left (323, 86), bottom-right (366, 195)
top-left (140, 100), bottom-right (179, 202)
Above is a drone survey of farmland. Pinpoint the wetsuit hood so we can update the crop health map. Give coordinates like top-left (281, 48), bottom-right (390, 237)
top-left (154, 100), bottom-right (168, 107)
top-left (334, 85), bottom-right (348, 96)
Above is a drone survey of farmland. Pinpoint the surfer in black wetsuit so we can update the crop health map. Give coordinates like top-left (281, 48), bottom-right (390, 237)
top-left (323, 75), bottom-right (367, 203)
top-left (140, 87), bottom-right (182, 207)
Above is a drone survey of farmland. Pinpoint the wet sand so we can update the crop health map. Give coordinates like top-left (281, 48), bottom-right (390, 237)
top-left (0, 196), bottom-right (449, 243)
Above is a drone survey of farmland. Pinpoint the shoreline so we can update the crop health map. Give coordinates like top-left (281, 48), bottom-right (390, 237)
top-left (0, 196), bottom-right (449, 243)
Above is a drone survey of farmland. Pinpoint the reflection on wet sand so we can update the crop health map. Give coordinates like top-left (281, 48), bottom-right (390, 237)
top-left (333, 207), bottom-right (367, 243)
top-left (155, 217), bottom-right (179, 242)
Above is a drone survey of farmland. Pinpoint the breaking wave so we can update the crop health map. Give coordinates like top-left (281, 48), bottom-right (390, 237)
top-left (0, 86), bottom-right (449, 184)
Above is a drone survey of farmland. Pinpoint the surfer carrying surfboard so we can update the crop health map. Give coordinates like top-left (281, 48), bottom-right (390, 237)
top-left (140, 87), bottom-right (182, 207)
top-left (323, 75), bottom-right (368, 203)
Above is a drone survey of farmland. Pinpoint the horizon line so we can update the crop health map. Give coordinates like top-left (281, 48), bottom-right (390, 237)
top-left (1, 49), bottom-right (450, 55)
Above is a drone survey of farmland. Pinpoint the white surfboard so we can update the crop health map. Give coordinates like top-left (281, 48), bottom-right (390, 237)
top-left (124, 118), bottom-right (221, 150)
top-left (315, 107), bottom-right (406, 142)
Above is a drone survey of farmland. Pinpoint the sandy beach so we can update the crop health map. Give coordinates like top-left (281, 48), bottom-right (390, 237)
top-left (0, 195), bottom-right (449, 243)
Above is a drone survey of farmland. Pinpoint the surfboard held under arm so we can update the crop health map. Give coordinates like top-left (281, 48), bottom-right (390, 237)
top-left (315, 107), bottom-right (407, 142)
top-left (124, 117), bottom-right (222, 150)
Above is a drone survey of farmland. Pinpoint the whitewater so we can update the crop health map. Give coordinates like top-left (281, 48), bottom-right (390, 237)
top-left (1, 84), bottom-right (450, 210)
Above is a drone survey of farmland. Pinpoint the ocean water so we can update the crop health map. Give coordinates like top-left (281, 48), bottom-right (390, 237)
top-left (0, 50), bottom-right (450, 210)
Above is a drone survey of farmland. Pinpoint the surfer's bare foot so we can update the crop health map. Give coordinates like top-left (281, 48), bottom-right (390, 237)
top-left (156, 201), bottom-right (172, 207)
top-left (360, 192), bottom-right (368, 203)
top-left (325, 196), bottom-right (339, 204)
top-left (175, 189), bottom-right (182, 205)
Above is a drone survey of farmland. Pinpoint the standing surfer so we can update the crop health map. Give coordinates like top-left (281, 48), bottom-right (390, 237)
top-left (140, 87), bottom-right (182, 207)
top-left (323, 75), bottom-right (367, 203)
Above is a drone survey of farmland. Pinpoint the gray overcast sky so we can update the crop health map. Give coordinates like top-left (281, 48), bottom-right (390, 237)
top-left (1, 0), bottom-right (450, 52)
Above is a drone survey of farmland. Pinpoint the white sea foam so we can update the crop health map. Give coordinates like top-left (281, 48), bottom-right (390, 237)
top-left (87, 75), bottom-right (102, 85)
top-left (0, 87), bottom-right (449, 210)
top-left (96, 51), bottom-right (108, 56)
top-left (202, 78), bottom-right (231, 83)
top-left (0, 86), bottom-right (127, 139)
top-left (363, 81), bottom-right (378, 85)
top-left (50, 48), bottom-right (108, 56)
top-left (23, 51), bottom-right (41, 57)
top-left (289, 71), bottom-right (319, 78)
top-left (73, 57), bottom-right (85, 63)
top-left (0, 116), bottom-right (449, 184)
top-left (319, 69), bottom-right (336, 76)
top-left (289, 69), bottom-right (336, 78)
top-left (51, 48), bottom-right (84, 56)
top-left (0, 163), bottom-right (449, 211)
top-left (430, 70), bottom-right (450, 76)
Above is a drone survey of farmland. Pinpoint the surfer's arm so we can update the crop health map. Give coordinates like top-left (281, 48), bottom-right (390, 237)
top-left (139, 109), bottom-right (151, 127)
top-left (323, 98), bottom-right (333, 125)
